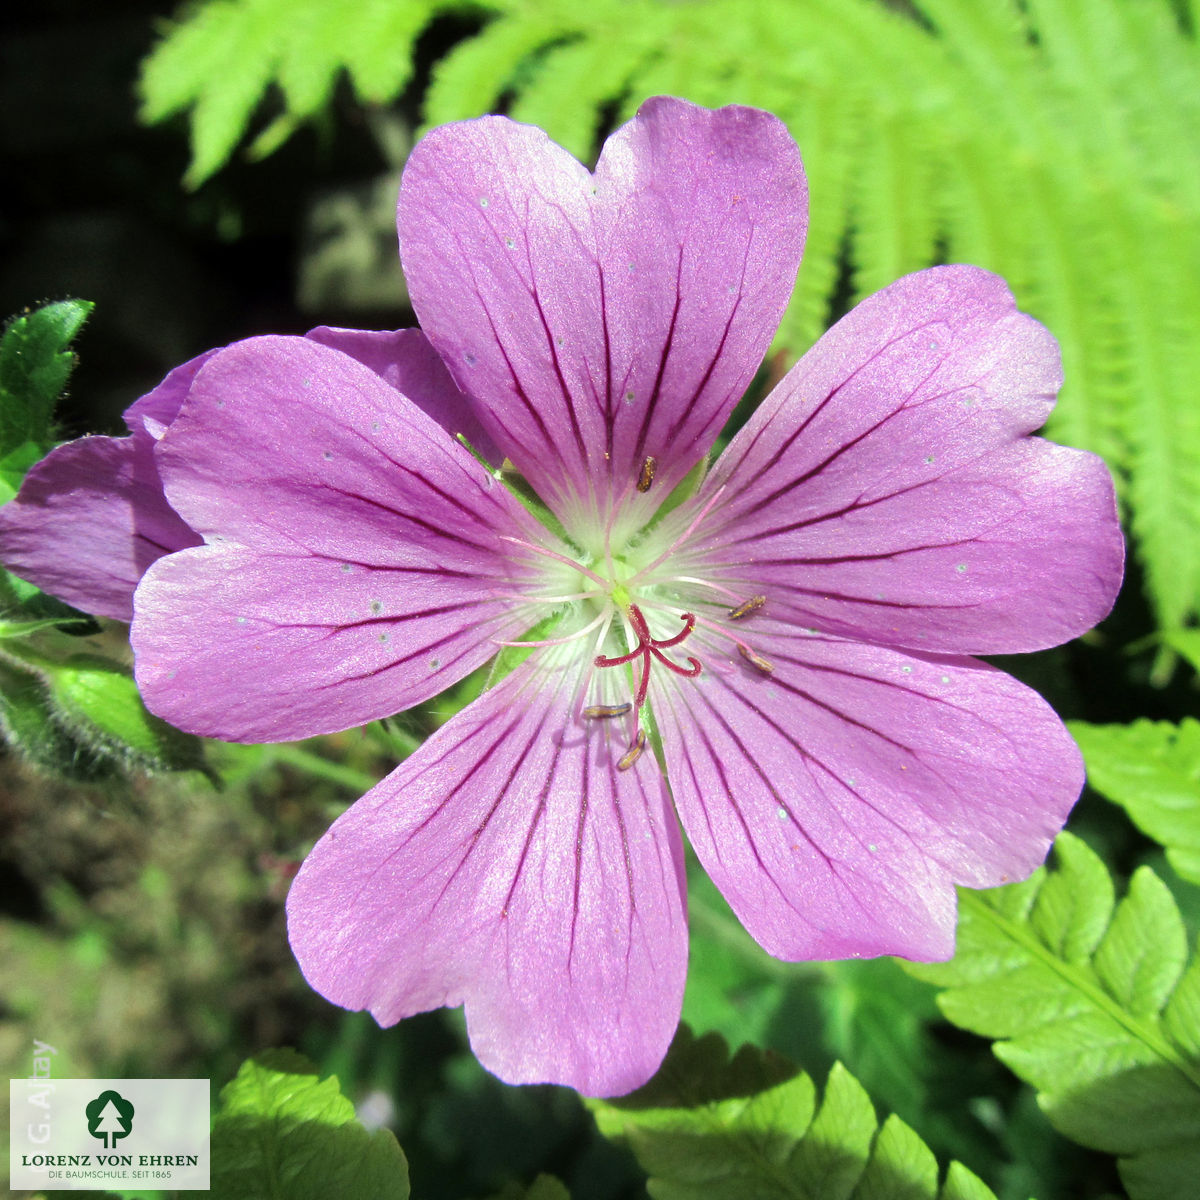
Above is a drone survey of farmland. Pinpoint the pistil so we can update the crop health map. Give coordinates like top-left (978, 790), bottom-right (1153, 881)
top-left (595, 603), bottom-right (702, 710)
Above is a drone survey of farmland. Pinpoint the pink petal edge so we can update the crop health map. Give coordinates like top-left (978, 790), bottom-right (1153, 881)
top-left (699, 266), bottom-right (1124, 654)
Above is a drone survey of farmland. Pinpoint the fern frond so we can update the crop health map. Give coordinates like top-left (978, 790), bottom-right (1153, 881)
top-left (905, 832), bottom-right (1200, 1200)
top-left (140, 0), bottom-right (457, 186)
top-left (506, 18), bottom-right (659, 161)
top-left (1070, 719), bottom-right (1200, 886)
top-left (422, 6), bottom-right (567, 133)
top-left (590, 1027), bottom-right (1001, 1200)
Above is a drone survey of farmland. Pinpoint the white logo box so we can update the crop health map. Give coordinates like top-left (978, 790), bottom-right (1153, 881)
top-left (10, 1078), bottom-right (209, 1192)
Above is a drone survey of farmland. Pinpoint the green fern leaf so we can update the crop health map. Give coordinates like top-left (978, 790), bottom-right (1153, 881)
top-left (905, 832), bottom-right (1200, 1200)
top-left (141, 0), bottom-right (283, 187)
top-left (506, 8), bottom-right (661, 160)
top-left (590, 1027), bottom-right (999, 1200)
top-left (422, 7), bottom-right (567, 133)
top-left (140, 0), bottom-right (452, 186)
top-left (1069, 719), bottom-right (1200, 886)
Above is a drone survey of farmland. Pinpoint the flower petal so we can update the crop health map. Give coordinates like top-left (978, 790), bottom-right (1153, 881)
top-left (122, 349), bottom-right (217, 435)
top-left (699, 266), bottom-right (1123, 653)
top-left (398, 96), bottom-right (806, 528)
top-left (304, 325), bottom-right (503, 465)
top-left (287, 656), bottom-right (688, 1096)
top-left (652, 622), bottom-right (1082, 961)
top-left (0, 354), bottom-right (210, 620)
top-left (132, 335), bottom-right (544, 741)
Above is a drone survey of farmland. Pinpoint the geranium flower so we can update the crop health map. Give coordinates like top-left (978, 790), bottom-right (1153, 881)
top-left (0, 98), bottom-right (1123, 1097)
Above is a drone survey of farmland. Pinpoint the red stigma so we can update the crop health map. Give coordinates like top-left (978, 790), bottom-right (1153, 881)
top-left (595, 603), bottom-right (702, 709)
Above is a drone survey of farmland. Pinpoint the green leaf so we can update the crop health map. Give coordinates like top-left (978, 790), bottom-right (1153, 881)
top-left (1070, 719), bottom-right (1200, 886)
top-left (0, 439), bottom-right (45, 505)
top-left (905, 832), bottom-right (1200, 1200)
top-left (589, 1027), bottom-right (998, 1200)
top-left (0, 299), bottom-right (91, 459)
top-left (139, 0), bottom-right (452, 187)
top-left (212, 1048), bottom-right (410, 1200)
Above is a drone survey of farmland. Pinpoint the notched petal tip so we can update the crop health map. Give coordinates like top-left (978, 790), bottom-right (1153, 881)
top-left (398, 94), bottom-right (809, 524)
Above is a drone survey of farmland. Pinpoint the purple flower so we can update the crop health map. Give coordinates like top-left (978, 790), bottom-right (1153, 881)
top-left (0, 98), bottom-right (1123, 1097)
top-left (0, 353), bottom-right (210, 620)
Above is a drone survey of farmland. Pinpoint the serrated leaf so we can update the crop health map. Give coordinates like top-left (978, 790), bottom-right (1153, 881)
top-left (590, 1028), bottom-right (997, 1200)
top-left (905, 832), bottom-right (1200, 1200)
top-left (1070, 719), bottom-right (1200, 886)
top-left (212, 1048), bottom-right (409, 1200)
top-left (853, 1116), bottom-right (937, 1200)
top-left (0, 299), bottom-right (92, 459)
top-left (1027, 831), bottom-right (1114, 963)
top-left (787, 1064), bottom-right (876, 1200)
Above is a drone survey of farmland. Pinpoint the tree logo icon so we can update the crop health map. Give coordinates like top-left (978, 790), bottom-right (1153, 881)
top-left (85, 1090), bottom-right (135, 1149)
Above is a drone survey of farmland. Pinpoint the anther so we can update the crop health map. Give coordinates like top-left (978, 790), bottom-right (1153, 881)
top-left (637, 455), bottom-right (657, 493)
top-left (727, 594), bottom-right (766, 621)
top-left (583, 703), bottom-right (632, 719)
top-left (617, 730), bottom-right (647, 771)
top-left (738, 643), bottom-right (774, 674)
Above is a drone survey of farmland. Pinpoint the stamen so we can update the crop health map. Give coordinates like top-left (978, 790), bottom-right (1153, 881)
top-left (496, 609), bottom-right (608, 649)
top-left (617, 730), bottom-right (647, 771)
top-left (738, 643), bottom-right (775, 674)
top-left (624, 484), bottom-right (727, 588)
top-left (583, 702), bottom-right (632, 719)
top-left (728, 594), bottom-right (766, 621)
top-left (497, 535), bottom-right (608, 588)
top-left (637, 455), bottom-right (657, 493)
